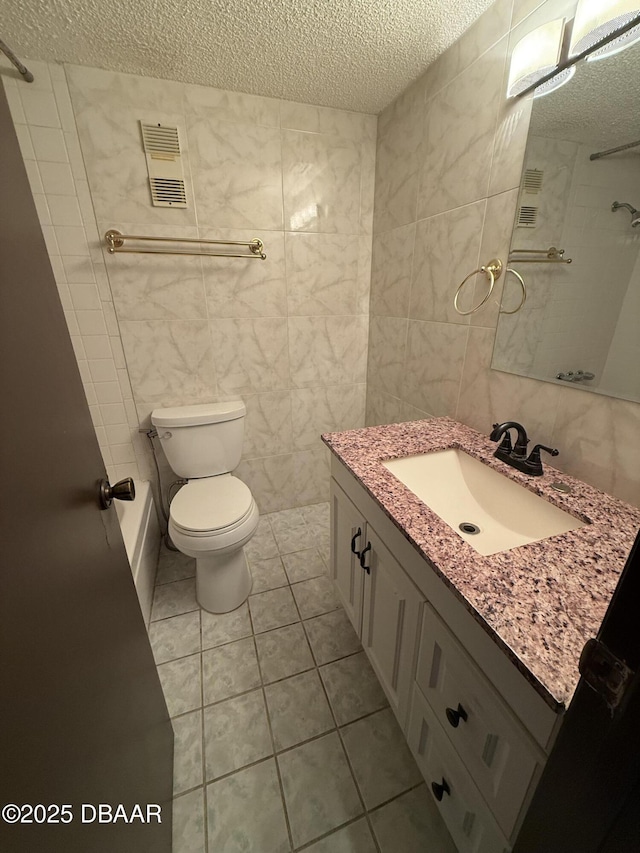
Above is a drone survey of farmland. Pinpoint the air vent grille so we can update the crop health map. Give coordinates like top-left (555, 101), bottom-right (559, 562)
top-left (141, 123), bottom-right (181, 156)
top-left (523, 168), bottom-right (543, 192)
top-left (150, 177), bottom-right (187, 206)
top-left (517, 205), bottom-right (538, 227)
top-left (140, 121), bottom-right (187, 208)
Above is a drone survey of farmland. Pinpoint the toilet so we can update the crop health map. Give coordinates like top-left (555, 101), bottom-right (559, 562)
top-left (150, 401), bottom-right (259, 613)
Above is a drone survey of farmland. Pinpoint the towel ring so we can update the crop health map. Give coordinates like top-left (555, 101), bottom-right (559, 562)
top-left (453, 258), bottom-right (503, 316)
top-left (499, 267), bottom-right (527, 314)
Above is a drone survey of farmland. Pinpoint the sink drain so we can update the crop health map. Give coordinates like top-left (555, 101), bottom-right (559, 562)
top-left (459, 522), bottom-right (481, 535)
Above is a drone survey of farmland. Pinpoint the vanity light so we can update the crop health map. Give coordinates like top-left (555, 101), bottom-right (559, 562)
top-left (507, 19), bottom-right (570, 98)
top-left (570, 0), bottom-right (640, 61)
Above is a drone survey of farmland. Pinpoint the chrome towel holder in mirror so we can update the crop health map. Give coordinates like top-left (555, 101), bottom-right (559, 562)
top-left (499, 267), bottom-right (527, 315)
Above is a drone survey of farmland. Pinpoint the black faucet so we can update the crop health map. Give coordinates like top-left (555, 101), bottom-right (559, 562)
top-left (489, 422), bottom-right (559, 477)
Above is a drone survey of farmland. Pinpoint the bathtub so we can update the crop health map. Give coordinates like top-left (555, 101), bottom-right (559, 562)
top-left (115, 480), bottom-right (161, 626)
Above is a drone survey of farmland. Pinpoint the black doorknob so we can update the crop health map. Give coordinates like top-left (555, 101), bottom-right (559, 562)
top-left (99, 477), bottom-right (136, 510)
top-left (431, 778), bottom-right (451, 802)
top-left (445, 703), bottom-right (468, 728)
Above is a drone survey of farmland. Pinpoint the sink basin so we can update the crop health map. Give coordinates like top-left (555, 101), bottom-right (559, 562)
top-left (382, 448), bottom-right (586, 555)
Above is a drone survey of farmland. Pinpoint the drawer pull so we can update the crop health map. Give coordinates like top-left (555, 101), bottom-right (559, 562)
top-left (445, 703), bottom-right (468, 728)
top-left (350, 527), bottom-right (362, 558)
top-left (359, 542), bottom-right (372, 574)
top-left (431, 777), bottom-right (451, 802)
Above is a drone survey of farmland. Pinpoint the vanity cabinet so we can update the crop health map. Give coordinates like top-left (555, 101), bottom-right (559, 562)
top-left (330, 457), bottom-right (558, 852)
top-left (330, 481), bottom-right (425, 726)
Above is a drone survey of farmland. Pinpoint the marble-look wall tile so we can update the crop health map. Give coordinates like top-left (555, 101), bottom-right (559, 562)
top-left (369, 223), bottom-right (416, 318)
top-left (283, 130), bottom-right (362, 234)
top-left (239, 390), bottom-right (293, 458)
top-left (188, 117), bottom-right (283, 230)
top-left (66, 64), bottom-right (184, 114)
top-left (356, 235), bottom-right (373, 315)
top-left (280, 100), bottom-right (375, 141)
top-left (210, 318), bottom-right (289, 394)
top-left (365, 389), bottom-right (406, 427)
top-left (235, 454), bottom-right (297, 513)
top-left (360, 135), bottom-right (378, 233)
top-left (404, 320), bottom-right (469, 416)
top-left (410, 201), bottom-right (485, 324)
top-left (291, 385), bottom-right (367, 450)
top-left (105, 226), bottom-right (206, 320)
top-left (292, 447), bottom-right (331, 506)
top-left (418, 37), bottom-right (507, 220)
top-left (471, 188), bottom-right (519, 328)
top-left (367, 316), bottom-right (408, 397)
top-left (40, 63), bottom-right (375, 511)
top-left (374, 80), bottom-right (424, 234)
top-left (456, 326), bottom-right (561, 444)
top-left (551, 390), bottom-right (640, 506)
top-left (183, 83), bottom-right (280, 128)
top-left (285, 232), bottom-right (359, 315)
top-left (120, 319), bottom-right (216, 413)
top-left (201, 229), bottom-right (286, 318)
top-left (68, 91), bottom-right (195, 226)
top-left (289, 316), bottom-right (367, 388)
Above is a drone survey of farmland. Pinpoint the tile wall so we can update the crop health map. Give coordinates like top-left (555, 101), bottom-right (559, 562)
top-left (64, 66), bottom-right (375, 512)
top-left (1, 60), bottom-right (144, 484)
top-left (366, 0), bottom-right (640, 507)
top-left (2, 60), bottom-right (375, 513)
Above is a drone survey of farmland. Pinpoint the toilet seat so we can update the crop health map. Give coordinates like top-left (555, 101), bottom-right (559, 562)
top-left (170, 474), bottom-right (253, 535)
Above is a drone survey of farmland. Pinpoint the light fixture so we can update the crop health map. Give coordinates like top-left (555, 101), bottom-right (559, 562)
top-left (570, 0), bottom-right (640, 61)
top-left (530, 65), bottom-right (576, 97)
top-left (507, 19), bottom-right (570, 98)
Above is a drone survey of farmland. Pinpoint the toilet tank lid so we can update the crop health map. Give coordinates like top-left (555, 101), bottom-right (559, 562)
top-left (151, 401), bottom-right (245, 427)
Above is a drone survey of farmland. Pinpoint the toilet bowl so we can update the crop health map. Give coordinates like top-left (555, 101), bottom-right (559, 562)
top-left (151, 401), bottom-right (259, 613)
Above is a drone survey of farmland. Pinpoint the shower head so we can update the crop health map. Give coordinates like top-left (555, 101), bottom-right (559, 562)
top-left (612, 201), bottom-right (640, 227)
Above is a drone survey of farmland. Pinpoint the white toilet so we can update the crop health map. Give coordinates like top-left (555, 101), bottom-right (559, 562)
top-left (150, 401), bottom-right (259, 613)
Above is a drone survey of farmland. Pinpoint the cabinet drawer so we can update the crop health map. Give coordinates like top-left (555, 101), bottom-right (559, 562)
top-left (408, 684), bottom-right (510, 853)
top-left (416, 605), bottom-right (542, 837)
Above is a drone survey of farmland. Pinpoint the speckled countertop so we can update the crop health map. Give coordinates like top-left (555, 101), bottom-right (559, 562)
top-left (322, 417), bottom-right (640, 712)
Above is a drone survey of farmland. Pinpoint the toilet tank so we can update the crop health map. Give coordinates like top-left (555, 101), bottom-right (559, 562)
top-left (151, 401), bottom-right (246, 479)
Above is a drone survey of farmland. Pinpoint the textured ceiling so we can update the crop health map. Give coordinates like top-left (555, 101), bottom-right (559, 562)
top-left (2, 0), bottom-right (495, 113)
top-left (530, 40), bottom-right (640, 151)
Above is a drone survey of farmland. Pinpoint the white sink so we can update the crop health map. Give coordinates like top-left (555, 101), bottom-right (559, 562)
top-left (382, 448), bottom-right (586, 555)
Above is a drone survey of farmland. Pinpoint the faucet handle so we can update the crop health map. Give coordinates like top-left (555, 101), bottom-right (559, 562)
top-left (526, 444), bottom-right (559, 476)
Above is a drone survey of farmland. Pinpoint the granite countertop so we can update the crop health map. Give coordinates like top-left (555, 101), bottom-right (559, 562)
top-left (322, 417), bottom-right (640, 712)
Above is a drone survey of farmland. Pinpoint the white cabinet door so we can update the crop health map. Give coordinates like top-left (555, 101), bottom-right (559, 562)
top-left (361, 525), bottom-right (425, 729)
top-left (330, 480), bottom-right (367, 636)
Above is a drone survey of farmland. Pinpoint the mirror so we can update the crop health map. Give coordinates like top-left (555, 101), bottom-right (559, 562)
top-left (492, 37), bottom-right (640, 403)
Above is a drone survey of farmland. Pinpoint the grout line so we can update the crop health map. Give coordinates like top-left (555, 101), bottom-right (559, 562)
top-left (250, 585), bottom-right (296, 852)
top-left (198, 610), bottom-right (208, 853)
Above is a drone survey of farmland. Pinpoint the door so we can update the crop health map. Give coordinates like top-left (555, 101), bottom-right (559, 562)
top-left (513, 529), bottom-right (640, 852)
top-left (361, 525), bottom-right (425, 728)
top-left (330, 480), bottom-right (367, 634)
top-left (0, 85), bottom-right (173, 852)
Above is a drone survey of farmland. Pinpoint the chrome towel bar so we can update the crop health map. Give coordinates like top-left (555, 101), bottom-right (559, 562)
top-left (104, 230), bottom-right (267, 259)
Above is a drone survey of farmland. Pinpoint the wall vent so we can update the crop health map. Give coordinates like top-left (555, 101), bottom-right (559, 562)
top-left (517, 205), bottom-right (538, 227)
top-left (140, 121), bottom-right (187, 208)
top-left (516, 167), bottom-right (543, 228)
top-left (523, 168), bottom-right (544, 192)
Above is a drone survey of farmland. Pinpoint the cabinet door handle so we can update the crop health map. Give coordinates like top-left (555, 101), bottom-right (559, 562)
top-left (350, 527), bottom-right (362, 558)
top-left (431, 778), bottom-right (451, 802)
top-left (359, 542), bottom-right (372, 574)
top-left (445, 703), bottom-right (468, 728)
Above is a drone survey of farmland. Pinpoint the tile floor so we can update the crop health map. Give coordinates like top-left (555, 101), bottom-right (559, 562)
top-left (148, 502), bottom-right (456, 853)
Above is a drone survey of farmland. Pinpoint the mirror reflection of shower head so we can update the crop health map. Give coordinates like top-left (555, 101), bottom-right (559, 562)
top-left (612, 201), bottom-right (640, 228)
